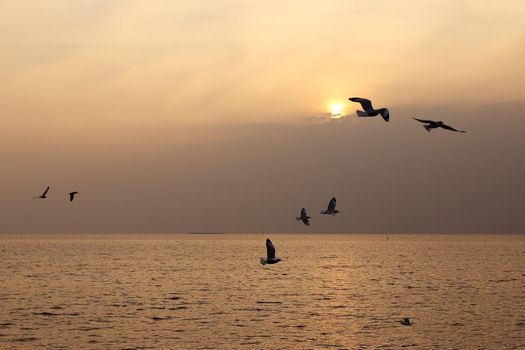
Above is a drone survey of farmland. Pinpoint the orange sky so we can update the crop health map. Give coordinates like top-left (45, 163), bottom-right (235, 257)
top-left (1, 1), bottom-right (524, 233)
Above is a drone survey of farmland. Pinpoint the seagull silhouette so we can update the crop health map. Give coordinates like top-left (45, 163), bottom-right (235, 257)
top-left (296, 208), bottom-right (311, 226)
top-left (349, 97), bottom-right (390, 122)
top-left (401, 318), bottom-right (412, 326)
top-left (260, 238), bottom-right (281, 265)
top-left (69, 192), bottom-right (78, 202)
top-left (34, 186), bottom-right (50, 199)
top-left (321, 197), bottom-right (339, 216)
top-left (413, 118), bottom-right (466, 133)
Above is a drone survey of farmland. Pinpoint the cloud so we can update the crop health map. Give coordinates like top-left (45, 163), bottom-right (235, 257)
top-left (304, 112), bottom-right (356, 125)
top-left (1, 1), bottom-right (525, 234)
top-left (2, 102), bottom-right (524, 234)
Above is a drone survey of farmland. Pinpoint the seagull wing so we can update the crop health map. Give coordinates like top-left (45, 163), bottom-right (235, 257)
top-left (42, 186), bottom-right (50, 196)
top-left (413, 118), bottom-right (434, 124)
top-left (440, 124), bottom-right (466, 132)
top-left (266, 239), bottom-right (276, 260)
top-left (379, 108), bottom-right (390, 122)
top-left (300, 208), bottom-right (307, 218)
top-left (327, 197), bottom-right (337, 211)
top-left (69, 193), bottom-right (75, 201)
top-left (349, 97), bottom-right (373, 112)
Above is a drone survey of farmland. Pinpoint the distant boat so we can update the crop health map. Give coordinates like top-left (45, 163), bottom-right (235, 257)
top-left (187, 232), bottom-right (224, 235)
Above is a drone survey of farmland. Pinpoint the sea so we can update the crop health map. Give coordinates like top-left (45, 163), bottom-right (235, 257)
top-left (0, 234), bottom-right (524, 349)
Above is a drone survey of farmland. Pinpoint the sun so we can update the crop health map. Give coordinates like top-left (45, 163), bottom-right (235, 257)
top-left (328, 102), bottom-right (345, 118)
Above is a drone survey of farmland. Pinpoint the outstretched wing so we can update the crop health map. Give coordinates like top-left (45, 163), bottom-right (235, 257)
top-left (440, 124), bottom-right (466, 133)
top-left (413, 117), bottom-right (434, 124)
top-left (379, 108), bottom-right (390, 122)
top-left (349, 97), bottom-right (373, 112)
top-left (266, 239), bottom-right (276, 260)
top-left (327, 197), bottom-right (336, 211)
top-left (300, 208), bottom-right (307, 217)
top-left (69, 192), bottom-right (75, 201)
top-left (42, 186), bottom-right (50, 196)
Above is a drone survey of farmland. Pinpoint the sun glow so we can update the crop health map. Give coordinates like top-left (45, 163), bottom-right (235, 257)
top-left (329, 102), bottom-right (345, 118)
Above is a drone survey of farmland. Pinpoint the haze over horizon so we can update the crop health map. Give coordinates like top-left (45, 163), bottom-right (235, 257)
top-left (1, 0), bottom-right (524, 234)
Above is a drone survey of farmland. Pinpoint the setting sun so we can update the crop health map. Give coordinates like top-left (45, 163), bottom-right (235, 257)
top-left (329, 102), bottom-right (345, 118)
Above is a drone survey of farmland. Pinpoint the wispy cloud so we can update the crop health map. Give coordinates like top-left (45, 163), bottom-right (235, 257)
top-left (304, 112), bottom-right (356, 125)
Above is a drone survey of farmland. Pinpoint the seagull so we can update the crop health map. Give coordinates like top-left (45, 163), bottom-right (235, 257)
top-left (348, 97), bottom-right (389, 122)
top-left (260, 238), bottom-right (281, 265)
top-left (296, 208), bottom-right (311, 226)
top-left (33, 186), bottom-right (50, 199)
top-left (320, 197), bottom-right (339, 216)
top-left (401, 318), bottom-right (412, 326)
top-left (69, 192), bottom-right (78, 202)
top-left (413, 118), bottom-right (466, 133)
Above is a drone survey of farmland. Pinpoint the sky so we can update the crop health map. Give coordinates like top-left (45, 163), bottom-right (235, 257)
top-left (1, 0), bottom-right (524, 233)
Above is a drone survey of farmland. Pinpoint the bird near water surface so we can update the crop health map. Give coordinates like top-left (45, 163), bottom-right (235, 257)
top-left (260, 238), bottom-right (281, 265)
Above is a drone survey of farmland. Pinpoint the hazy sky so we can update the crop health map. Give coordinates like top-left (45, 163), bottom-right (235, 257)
top-left (1, 0), bottom-right (524, 233)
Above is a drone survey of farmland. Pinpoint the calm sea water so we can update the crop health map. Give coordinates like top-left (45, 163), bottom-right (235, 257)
top-left (0, 234), bottom-right (524, 349)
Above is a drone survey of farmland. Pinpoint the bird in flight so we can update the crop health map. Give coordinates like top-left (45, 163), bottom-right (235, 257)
top-left (69, 192), bottom-right (78, 202)
top-left (401, 318), bottom-right (412, 326)
top-left (321, 197), bottom-right (339, 216)
top-left (260, 238), bottom-right (282, 265)
top-left (413, 118), bottom-right (466, 133)
top-left (296, 208), bottom-right (311, 226)
top-left (34, 186), bottom-right (50, 199)
top-left (348, 97), bottom-right (390, 122)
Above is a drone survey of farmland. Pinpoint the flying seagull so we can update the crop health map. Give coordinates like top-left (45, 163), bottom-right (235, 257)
top-left (34, 186), bottom-right (50, 199)
top-left (296, 208), bottom-right (311, 226)
top-left (69, 192), bottom-right (78, 202)
top-left (413, 118), bottom-right (466, 133)
top-left (401, 318), bottom-right (412, 326)
top-left (321, 197), bottom-right (339, 216)
top-left (260, 238), bottom-right (281, 265)
top-left (348, 97), bottom-right (390, 122)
